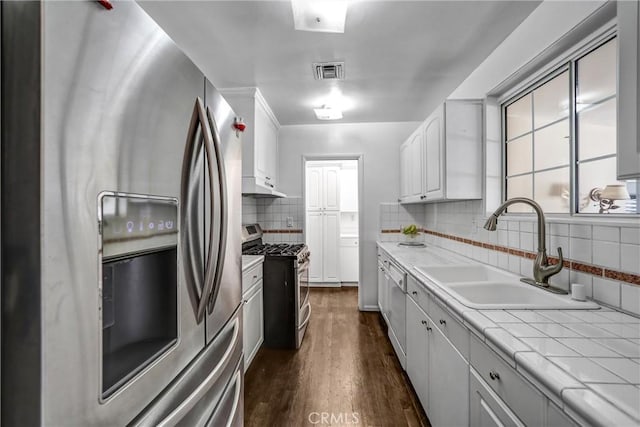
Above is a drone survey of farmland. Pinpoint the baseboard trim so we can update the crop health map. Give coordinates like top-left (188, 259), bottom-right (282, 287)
top-left (361, 304), bottom-right (380, 312)
top-left (310, 282), bottom-right (341, 288)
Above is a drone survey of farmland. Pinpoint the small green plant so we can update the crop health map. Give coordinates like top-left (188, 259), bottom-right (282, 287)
top-left (401, 224), bottom-right (420, 236)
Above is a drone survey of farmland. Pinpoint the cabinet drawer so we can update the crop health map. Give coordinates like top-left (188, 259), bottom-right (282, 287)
top-left (429, 298), bottom-right (469, 360)
top-left (470, 335), bottom-right (544, 427)
top-left (242, 263), bottom-right (263, 294)
top-left (407, 274), bottom-right (431, 314)
top-left (470, 368), bottom-right (523, 427)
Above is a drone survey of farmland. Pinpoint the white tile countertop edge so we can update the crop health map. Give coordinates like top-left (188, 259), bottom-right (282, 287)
top-left (378, 241), bottom-right (640, 427)
top-left (242, 255), bottom-right (264, 272)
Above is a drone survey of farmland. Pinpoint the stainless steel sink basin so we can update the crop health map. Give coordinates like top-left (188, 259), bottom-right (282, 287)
top-left (415, 264), bottom-right (600, 310)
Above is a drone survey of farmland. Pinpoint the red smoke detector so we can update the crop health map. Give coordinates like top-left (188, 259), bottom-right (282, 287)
top-left (98, 0), bottom-right (113, 10)
top-left (233, 118), bottom-right (246, 136)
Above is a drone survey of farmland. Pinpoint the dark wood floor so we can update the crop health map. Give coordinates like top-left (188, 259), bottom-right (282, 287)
top-left (244, 287), bottom-right (430, 427)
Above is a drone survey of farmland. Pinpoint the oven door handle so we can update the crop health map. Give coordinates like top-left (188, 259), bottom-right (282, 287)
top-left (298, 302), bottom-right (311, 330)
top-left (297, 260), bottom-right (310, 275)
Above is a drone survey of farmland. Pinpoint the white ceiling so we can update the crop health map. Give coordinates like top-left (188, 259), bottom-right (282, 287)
top-left (139, 1), bottom-right (541, 125)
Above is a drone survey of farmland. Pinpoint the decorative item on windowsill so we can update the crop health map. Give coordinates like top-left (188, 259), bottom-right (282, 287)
top-left (399, 224), bottom-right (426, 247)
top-left (588, 184), bottom-right (631, 214)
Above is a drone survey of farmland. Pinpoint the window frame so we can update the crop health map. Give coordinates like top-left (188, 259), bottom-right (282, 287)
top-left (498, 23), bottom-right (636, 218)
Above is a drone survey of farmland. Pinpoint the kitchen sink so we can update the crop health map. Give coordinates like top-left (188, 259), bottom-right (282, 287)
top-left (415, 264), bottom-right (600, 310)
top-left (415, 264), bottom-right (515, 284)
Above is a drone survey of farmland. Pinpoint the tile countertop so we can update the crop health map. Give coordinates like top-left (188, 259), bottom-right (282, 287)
top-left (242, 255), bottom-right (264, 272)
top-left (378, 241), bottom-right (640, 427)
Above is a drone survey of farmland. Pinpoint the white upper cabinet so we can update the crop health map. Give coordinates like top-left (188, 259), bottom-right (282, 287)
top-left (306, 166), bottom-right (340, 211)
top-left (617, 0), bottom-right (640, 179)
top-left (220, 87), bottom-right (284, 196)
top-left (399, 100), bottom-right (483, 203)
top-left (399, 127), bottom-right (425, 203)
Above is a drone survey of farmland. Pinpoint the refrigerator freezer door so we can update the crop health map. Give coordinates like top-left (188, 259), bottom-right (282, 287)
top-left (128, 310), bottom-right (243, 427)
top-left (41, 2), bottom-right (206, 424)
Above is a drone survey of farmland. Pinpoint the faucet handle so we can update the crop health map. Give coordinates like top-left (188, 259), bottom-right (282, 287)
top-left (556, 247), bottom-right (563, 264)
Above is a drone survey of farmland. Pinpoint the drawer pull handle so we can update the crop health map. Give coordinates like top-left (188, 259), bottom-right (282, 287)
top-left (439, 319), bottom-right (446, 325)
top-left (421, 320), bottom-right (427, 325)
top-left (253, 275), bottom-right (258, 279)
top-left (243, 299), bottom-right (248, 304)
top-left (412, 291), bottom-right (418, 296)
top-left (489, 371), bottom-right (500, 381)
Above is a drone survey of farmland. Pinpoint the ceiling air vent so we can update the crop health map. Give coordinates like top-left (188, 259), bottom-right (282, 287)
top-left (313, 62), bottom-right (345, 80)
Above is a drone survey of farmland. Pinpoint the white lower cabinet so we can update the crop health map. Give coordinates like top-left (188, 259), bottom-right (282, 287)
top-left (405, 283), bottom-right (468, 427)
top-left (242, 263), bottom-right (264, 370)
top-left (397, 260), bottom-right (580, 427)
top-left (406, 297), bottom-right (429, 413)
top-left (470, 368), bottom-right (524, 427)
top-left (429, 321), bottom-right (469, 427)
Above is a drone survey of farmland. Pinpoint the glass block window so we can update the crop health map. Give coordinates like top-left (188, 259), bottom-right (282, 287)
top-left (504, 36), bottom-right (638, 215)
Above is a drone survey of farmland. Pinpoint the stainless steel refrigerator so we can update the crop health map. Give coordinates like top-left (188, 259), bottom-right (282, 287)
top-left (1, 1), bottom-right (243, 425)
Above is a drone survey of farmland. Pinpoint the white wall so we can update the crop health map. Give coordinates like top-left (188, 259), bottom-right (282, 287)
top-left (278, 122), bottom-right (420, 309)
top-left (450, 0), bottom-right (608, 99)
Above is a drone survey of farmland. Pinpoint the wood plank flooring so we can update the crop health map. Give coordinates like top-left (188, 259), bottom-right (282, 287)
top-left (244, 287), bottom-right (430, 427)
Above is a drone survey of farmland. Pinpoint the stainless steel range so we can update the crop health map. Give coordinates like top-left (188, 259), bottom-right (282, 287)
top-left (242, 224), bottom-right (311, 349)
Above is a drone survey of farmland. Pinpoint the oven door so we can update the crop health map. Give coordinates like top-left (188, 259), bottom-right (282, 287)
top-left (297, 259), bottom-right (310, 314)
top-left (295, 259), bottom-right (311, 349)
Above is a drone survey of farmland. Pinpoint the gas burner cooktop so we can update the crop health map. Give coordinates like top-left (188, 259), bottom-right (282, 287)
top-left (243, 243), bottom-right (306, 257)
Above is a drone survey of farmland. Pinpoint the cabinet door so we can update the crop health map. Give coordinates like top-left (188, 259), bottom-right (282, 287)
top-left (409, 131), bottom-right (424, 198)
top-left (618, 0), bottom-right (640, 179)
top-left (323, 166), bottom-right (340, 211)
top-left (424, 108), bottom-right (444, 200)
top-left (406, 297), bottom-right (429, 413)
top-left (264, 117), bottom-right (278, 187)
top-left (470, 369), bottom-right (524, 427)
top-left (400, 141), bottom-right (411, 199)
top-left (428, 316), bottom-right (469, 427)
top-left (243, 282), bottom-right (264, 370)
top-left (306, 212), bottom-right (323, 282)
top-left (254, 104), bottom-right (272, 182)
top-left (306, 167), bottom-right (323, 211)
top-left (322, 211), bottom-right (340, 282)
top-left (339, 245), bottom-right (358, 282)
top-left (377, 262), bottom-right (386, 311)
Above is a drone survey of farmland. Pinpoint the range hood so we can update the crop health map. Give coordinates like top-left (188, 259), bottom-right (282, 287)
top-left (242, 177), bottom-right (286, 198)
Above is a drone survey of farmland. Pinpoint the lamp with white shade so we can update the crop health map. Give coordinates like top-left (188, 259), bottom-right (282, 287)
top-left (588, 184), bottom-right (631, 213)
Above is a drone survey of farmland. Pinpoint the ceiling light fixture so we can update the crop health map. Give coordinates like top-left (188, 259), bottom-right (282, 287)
top-left (314, 105), bottom-right (343, 120)
top-left (291, 0), bottom-right (347, 33)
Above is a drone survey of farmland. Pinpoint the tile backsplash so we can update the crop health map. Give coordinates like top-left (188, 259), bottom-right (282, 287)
top-left (378, 200), bottom-right (640, 316)
top-left (242, 196), bottom-right (304, 243)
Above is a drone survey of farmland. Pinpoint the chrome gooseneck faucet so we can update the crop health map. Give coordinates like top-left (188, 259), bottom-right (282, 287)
top-left (484, 197), bottom-right (566, 294)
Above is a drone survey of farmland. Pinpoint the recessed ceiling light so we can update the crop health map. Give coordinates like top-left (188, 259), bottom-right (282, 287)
top-left (291, 0), bottom-right (347, 33)
top-left (314, 106), bottom-right (343, 120)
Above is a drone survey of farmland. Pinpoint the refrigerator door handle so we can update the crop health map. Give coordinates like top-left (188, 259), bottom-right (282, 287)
top-left (205, 106), bottom-right (228, 314)
top-left (197, 99), bottom-right (222, 322)
top-left (155, 316), bottom-right (241, 427)
top-left (181, 97), bottom-right (208, 320)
